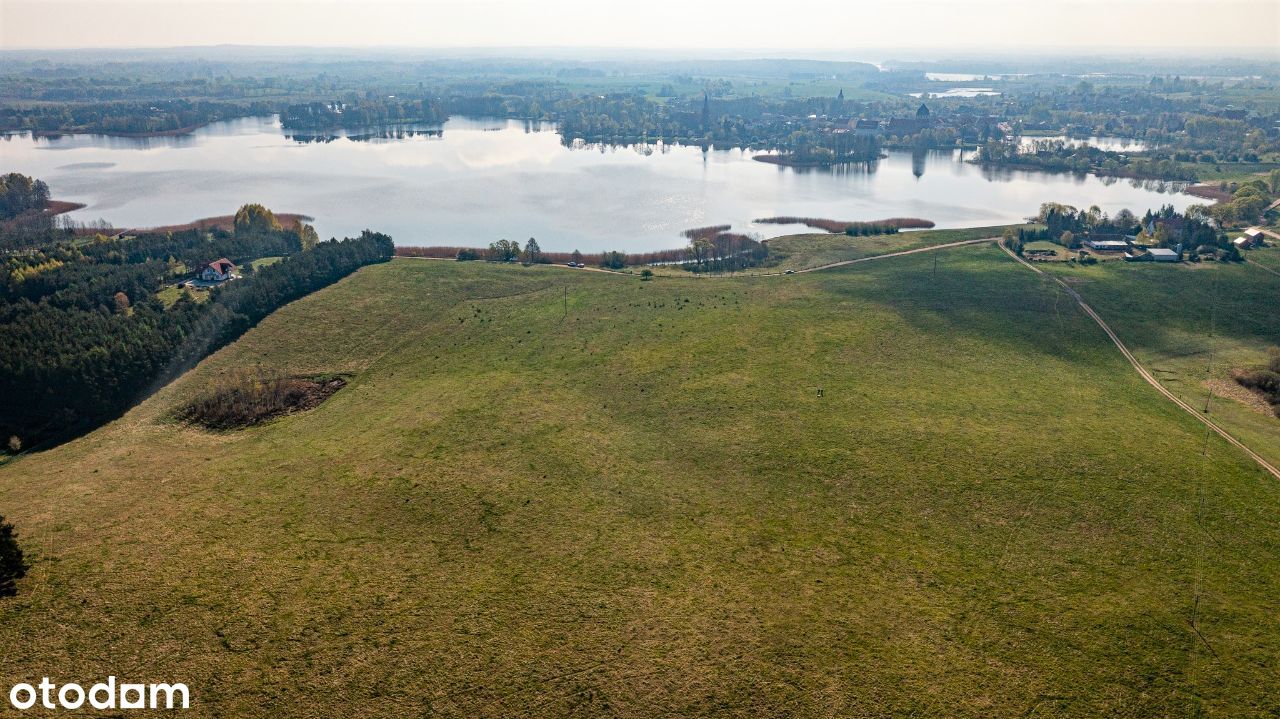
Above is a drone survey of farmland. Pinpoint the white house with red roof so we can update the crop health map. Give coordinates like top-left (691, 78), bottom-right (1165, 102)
top-left (198, 258), bottom-right (237, 282)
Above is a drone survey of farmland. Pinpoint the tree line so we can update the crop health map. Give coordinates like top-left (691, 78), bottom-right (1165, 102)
top-left (281, 97), bottom-right (446, 130)
top-left (0, 99), bottom-right (274, 135)
top-left (0, 173), bottom-right (50, 220)
top-left (0, 208), bottom-right (392, 451)
top-left (1010, 202), bottom-right (1243, 262)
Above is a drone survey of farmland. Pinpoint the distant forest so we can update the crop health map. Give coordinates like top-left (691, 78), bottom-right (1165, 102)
top-left (4, 55), bottom-right (1276, 176)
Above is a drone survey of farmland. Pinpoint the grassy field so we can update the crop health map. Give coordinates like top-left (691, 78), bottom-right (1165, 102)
top-left (1247, 244), bottom-right (1280, 274)
top-left (156, 284), bottom-right (210, 307)
top-left (248, 256), bottom-right (283, 270)
top-left (1, 248), bottom-right (1279, 717)
top-left (1040, 256), bottom-right (1280, 470)
top-left (759, 224), bottom-right (1038, 272)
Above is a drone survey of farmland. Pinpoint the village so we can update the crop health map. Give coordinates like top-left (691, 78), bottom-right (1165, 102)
top-left (1021, 224), bottom-right (1271, 264)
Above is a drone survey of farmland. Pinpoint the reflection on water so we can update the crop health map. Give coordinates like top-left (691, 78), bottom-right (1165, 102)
top-left (1016, 135), bottom-right (1150, 152)
top-left (1, 115), bottom-right (1195, 252)
top-left (286, 126), bottom-right (443, 144)
top-left (282, 116), bottom-right (553, 144)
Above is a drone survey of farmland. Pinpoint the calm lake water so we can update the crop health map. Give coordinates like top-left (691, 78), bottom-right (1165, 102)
top-left (1, 116), bottom-right (1193, 252)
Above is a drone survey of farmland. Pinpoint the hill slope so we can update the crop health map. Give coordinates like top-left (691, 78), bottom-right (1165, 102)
top-left (1, 248), bottom-right (1278, 717)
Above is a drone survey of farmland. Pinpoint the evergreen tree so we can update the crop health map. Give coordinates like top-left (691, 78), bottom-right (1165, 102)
top-left (522, 237), bottom-right (542, 264)
top-left (0, 515), bottom-right (26, 598)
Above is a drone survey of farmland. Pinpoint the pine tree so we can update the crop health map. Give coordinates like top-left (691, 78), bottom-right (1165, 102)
top-left (0, 515), bottom-right (26, 597)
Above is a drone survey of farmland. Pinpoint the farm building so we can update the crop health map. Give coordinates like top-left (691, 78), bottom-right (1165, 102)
top-left (198, 258), bottom-right (237, 282)
top-left (1085, 239), bottom-right (1129, 252)
top-left (1236, 228), bottom-right (1264, 249)
top-left (1148, 248), bottom-right (1179, 262)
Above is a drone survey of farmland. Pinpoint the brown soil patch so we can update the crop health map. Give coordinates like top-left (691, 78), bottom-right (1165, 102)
top-left (1207, 378), bottom-right (1276, 417)
top-left (175, 374), bottom-right (347, 430)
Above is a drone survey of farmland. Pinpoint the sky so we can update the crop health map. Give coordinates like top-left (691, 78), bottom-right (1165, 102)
top-left (1, 0), bottom-right (1277, 52)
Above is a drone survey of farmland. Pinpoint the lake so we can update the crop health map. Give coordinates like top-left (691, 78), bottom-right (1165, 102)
top-left (1, 116), bottom-right (1194, 252)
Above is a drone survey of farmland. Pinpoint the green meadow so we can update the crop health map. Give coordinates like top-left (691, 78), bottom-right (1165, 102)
top-left (1, 244), bottom-right (1278, 717)
top-left (1040, 256), bottom-right (1280, 469)
top-left (763, 225), bottom-right (1039, 272)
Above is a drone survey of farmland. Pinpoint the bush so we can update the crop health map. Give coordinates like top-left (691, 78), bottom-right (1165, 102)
top-left (600, 251), bottom-right (628, 270)
top-left (0, 515), bottom-right (27, 598)
top-left (175, 371), bottom-right (347, 430)
top-left (1235, 349), bottom-right (1280, 416)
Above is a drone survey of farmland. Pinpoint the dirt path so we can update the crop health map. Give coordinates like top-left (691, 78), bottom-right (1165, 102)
top-left (397, 237), bottom-right (996, 277)
top-left (774, 238), bottom-right (995, 275)
top-left (996, 239), bottom-right (1280, 481)
top-left (1247, 258), bottom-right (1280, 279)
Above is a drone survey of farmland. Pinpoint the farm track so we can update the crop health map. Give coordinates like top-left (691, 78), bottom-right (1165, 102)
top-left (398, 238), bottom-right (992, 277)
top-left (996, 239), bottom-right (1280, 481)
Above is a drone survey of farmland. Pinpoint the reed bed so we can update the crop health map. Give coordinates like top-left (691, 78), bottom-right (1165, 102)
top-left (755, 216), bottom-right (935, 233)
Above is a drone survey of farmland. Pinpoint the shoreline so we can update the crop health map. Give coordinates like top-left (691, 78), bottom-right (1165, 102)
top-left (969, 159), bottom-right (1197, 186)
top-left (68, 212), bottom-right (313, 237)
top-left (46, 199), bottom-right (86, 216)
top-left (752, 152), bottom-right (886, 167)
top-left (8, 121), bottom-right (224, 139)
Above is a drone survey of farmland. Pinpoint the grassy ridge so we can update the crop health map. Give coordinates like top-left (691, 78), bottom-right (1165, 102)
top-left (0, 250), bottom-right (1278, 716)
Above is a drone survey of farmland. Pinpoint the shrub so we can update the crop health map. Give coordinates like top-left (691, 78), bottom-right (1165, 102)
top-left (1235, 349), bottom-right (1280, 416)
top-left (0, 515), bottom-right (27, 598)
top-left (600, 251), bottom-right (628, 270)
top-left (176, 370), bottom-right (347, 430)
